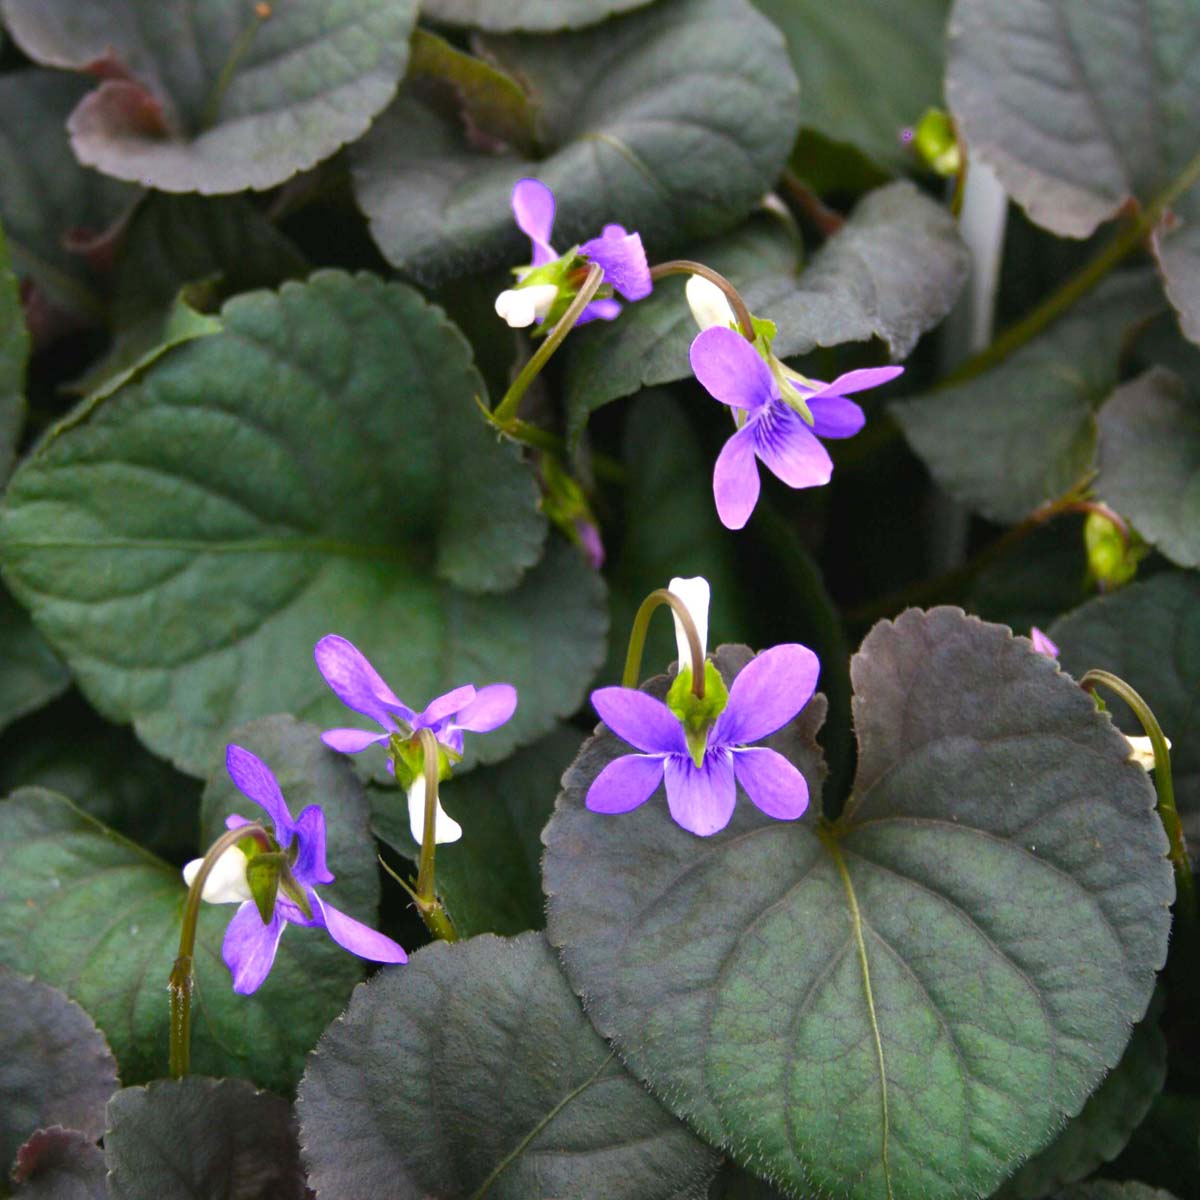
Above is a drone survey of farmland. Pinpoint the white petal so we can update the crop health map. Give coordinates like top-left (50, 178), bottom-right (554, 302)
top-left (668, 575), bottom-right (710, 671)
top-left (685, 274), bottom-right (736, 331)
top-left (1126, 734), bottom-right (1170, 770)
top-left (494, 284), bottom-right (559, 328)
top-left (181, 846), bottom-right (252, 905)
top-left (406, 774), bottom-right (463, 845)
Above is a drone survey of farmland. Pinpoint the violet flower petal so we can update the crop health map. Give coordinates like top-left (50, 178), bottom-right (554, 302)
top-left (321, 728), bottom-right (389, 754)
top-left (224, 813), bottom-right (251, 832)
top-left (732, 746), bottom-right (809, 820)
top-left (712, 423), bottom-right (761, 531)
top-left (578, 297), bottom-right (623, 324)
top-left (452, 684), bottom-right (518, 733)
top-left (225, 745), bottom-right (295, 844)
top-left (715, 643), bottom-right (819, 746)
top-left (663, 750), bottom-right (736, 836)
top-left (314, 635), bottom-right (410, 728)
top-left (591, 687), bottom-right (687, 755)
top-left (586, 753), bottom-right (666, 814)
top-left (579, 225), bottom-right (652, 301)
top-left (804, 365), bottom-right (904, 401)
top-left (511, 178), bottom-right (557, 267)
top-left (807, 394), bottom-right (866, 439)
top-left (222, 902), bottom-right (286, 995)
top-left (291, 805), bottom-right (334, 886)
top-left (416, 684), bottom-right (477, 729)
top-left (689, 326), bottom-right (775, 411)
top-left (311, 893), bottom-right (407, 964)
top-left (1030, 627), bottom-right (1059, 658)
top-left (752, 403), bottom-right (834, 489)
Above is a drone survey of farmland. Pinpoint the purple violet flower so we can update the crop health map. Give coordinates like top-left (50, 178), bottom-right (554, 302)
top-left (314, 634), bottom-right (517, 758)
top-left (1030, 627), bottom-right (1059, 658)
top-left (586, 643), bottom-right (819, 836)
top-left (495, 178), bottom-right (652, 328)
top-left (689, 326), bottom-right (903, 530)
top-left (184, 745), bottom-right (407, 995)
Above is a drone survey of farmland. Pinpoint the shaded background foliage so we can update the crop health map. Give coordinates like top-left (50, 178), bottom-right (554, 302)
top-left (0, 0), bottom-right (1197, 1198)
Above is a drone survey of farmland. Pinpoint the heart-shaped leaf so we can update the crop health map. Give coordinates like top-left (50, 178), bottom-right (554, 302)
top-left (372, 724), bottom-right (580, 938)
top-left (1, 0), bottom-right (417, 195)
top-left (544, 608), bottom-right (1173, 1200)
top-left (945, 0), bottom-right (1200, 342)
top-left (0, 271), bottom-right (606, 777)
top-left (105, 1077), bottom-right (305, 1200)
top-left (0, 786), bottom-right (379, 1092)
top-left (892, 270), bottom-right (1163, 524)
top-left (0, 70), bottom-right (137, 326)
top-left (754, 0), bottom-right (950, 172)
top-left (11, 1127), bottom-right (107, 1199)
top-left (297, 931), bottom-right (722, 1199)
top-left (997, 997), bottom-right (1167, 1198)
top-left (419, 0), bottom-right (655, 32)
top-left (565, 182), bottom-right (966, 446)
top-left (1095, 368), bottom-right (1200, 569)
top-left (0, 968), bottom-right (118, 1170)
top-left (351, 0), bottom-right (798, 285)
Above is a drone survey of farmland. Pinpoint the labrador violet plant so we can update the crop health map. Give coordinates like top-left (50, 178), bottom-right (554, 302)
top-left (1, 6), bottom-right (1196, 1197)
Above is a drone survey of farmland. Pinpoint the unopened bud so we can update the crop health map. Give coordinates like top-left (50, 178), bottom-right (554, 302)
top-left (495, 283), bottom-right (559, 328)
top-left (685, 275), bottom-right (737, 332)
top-left (182, 846), bottom-right (252, 905)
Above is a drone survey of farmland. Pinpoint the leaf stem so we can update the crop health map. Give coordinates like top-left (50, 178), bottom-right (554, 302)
top-left (648, 260), bottom-right (756, 340)
top-left (413, 728), bottom-right (458, 943)
top-left (622, 588), bottom-right (705, 697)
top-left (1079, 669), bottom-right (1195, 928)
top-left (490, 263), bottom-right (604, 427)
top-left (942, 146), bottom-right (1200, 388)
top-left (200, 4), bottom-right (271, 131)
top-left (169, 822), bottom-right (270, 1078)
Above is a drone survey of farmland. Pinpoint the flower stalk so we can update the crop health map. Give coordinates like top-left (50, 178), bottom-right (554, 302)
top-left (169, 822), bottom-right (271, 1078)
top-left (648, 260), bottom-right (756, 341)
top-left (1079, 669), bottom-right (1195, 928)
top-left (412, 727), bottom-right (459, 944)
top-left (623, 588), bottom-right (706, 698)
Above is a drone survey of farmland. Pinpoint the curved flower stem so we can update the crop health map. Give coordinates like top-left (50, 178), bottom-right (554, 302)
top-left (622, 589), bottom-right (706, 697)
top-left (169, 822), bottom-right (271, 1078)
top-left (201, 4), bottom-right (270, 131)
top-left (413, 728), bottom-right (459, 944)
top-left (1079, 670), bottom-right (1195, 929)
top-left (648, 260), bottom-right (756, 341)
top-left (490, 263), bottom-right (605, 428)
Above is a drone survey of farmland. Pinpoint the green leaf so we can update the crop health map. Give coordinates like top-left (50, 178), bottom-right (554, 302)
top-left (997, 996), bottom-right (1167, 1198)
top-left (0, 788), bottom-right (378, 1091)
top-left (0, 691), bottom-right (201, 862)
top-left (544, 610), bottom-right (1173, 1200)
top-left (105, 1077), bottom-right (305, 1200)
top-left (0, 70), bottom-right (136, 323)
top-left (419, 0), bottom-right (655, 32)
top-left (2, 0), bottom-right (417, 195)
top-left (708, 1162), bottom-right (792, 1199)
top-left (372, 724), bottom-right (580, 938)
top-left (565, 182), bottom-right (966, 446)
top-left (10, 1127), bottom-right (107, 1199)
top-left (0, 584), bottom-right (70, 737)
top-left (1049, 571), bottom-right (1200, 835)
top-left (1109, 1093), bottom-right (1200, 1200)
top-left (946, 0), bottom-right (1200, 343)
top-left (0, 271), bottom-right (606, 777)
top-left (892, 270), bottom-right (1163, 524)
top-left (203, 714), bottom-right (380, 920)
top-left (1095, 368), bottom-right (1200, 569)
top-left (351, 0), bottom-right (798, 285)
top-left (297, 931), bottom-right (722, 1199)
top-left (0, 217), bottom-right (29, 488)
top-left (753, 0), bottom-right (950, 172)
top-left (0, 967), bottom-right (118, 1171)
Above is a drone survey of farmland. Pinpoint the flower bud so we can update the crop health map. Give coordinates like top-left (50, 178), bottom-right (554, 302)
top-left (1126, 734), bottom-right (1170, 771)
top-left (685, 275), bottom-right (737, 331)
top-left (182, 845), bottom-right (253, 905)
top-left (494, 283), bottom-right (560, 328)
top-left (668, 575), bottom-right (710, 670)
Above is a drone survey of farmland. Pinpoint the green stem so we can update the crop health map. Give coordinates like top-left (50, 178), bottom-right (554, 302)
top-left (943, 147), bottom-right (1200, 388)
top-left (169, 822), bottom-right (270, 1078)
top-left (648, 260), bottom-right (756, 340)
top-left (622, 588), bottom-right (706, 697)
top-left (491, 263), bottom-right (604, 427)
top-left (1079, 670), bottom-right (1195, 928)
top-left (200, 5), bottom-right (270, 130)
top-left (413, 728), bottom-right (458, 943)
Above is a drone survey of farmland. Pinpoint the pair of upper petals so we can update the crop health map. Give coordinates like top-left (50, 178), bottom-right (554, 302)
top-left (591, 642), bottom-right (820, 756)
top-left (511, 178), bottom-right (652, 304)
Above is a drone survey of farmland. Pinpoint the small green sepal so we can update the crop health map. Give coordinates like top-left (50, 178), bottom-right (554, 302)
top-left (666, 661), bottom-right (729, 767)
top-left (278, 864), bottom-right (314, 921)
top-left (245, 852), bottom-right (283, 924)
top-left (388, 732), bottom-right (458, 791)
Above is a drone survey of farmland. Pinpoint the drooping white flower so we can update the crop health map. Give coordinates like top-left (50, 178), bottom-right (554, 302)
top-left (668, 575), bottom-right (711, 672)
top-left (685, 274), bottom-right (737, 331)
top-left (182, 845), bottom-right (253, 905)
top-left (1126, 734), bottom-right (1170, 771)
top-left (406, 771), bottom-right (463, 846)
top-left (494, 283), bottom-right (560, 329)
